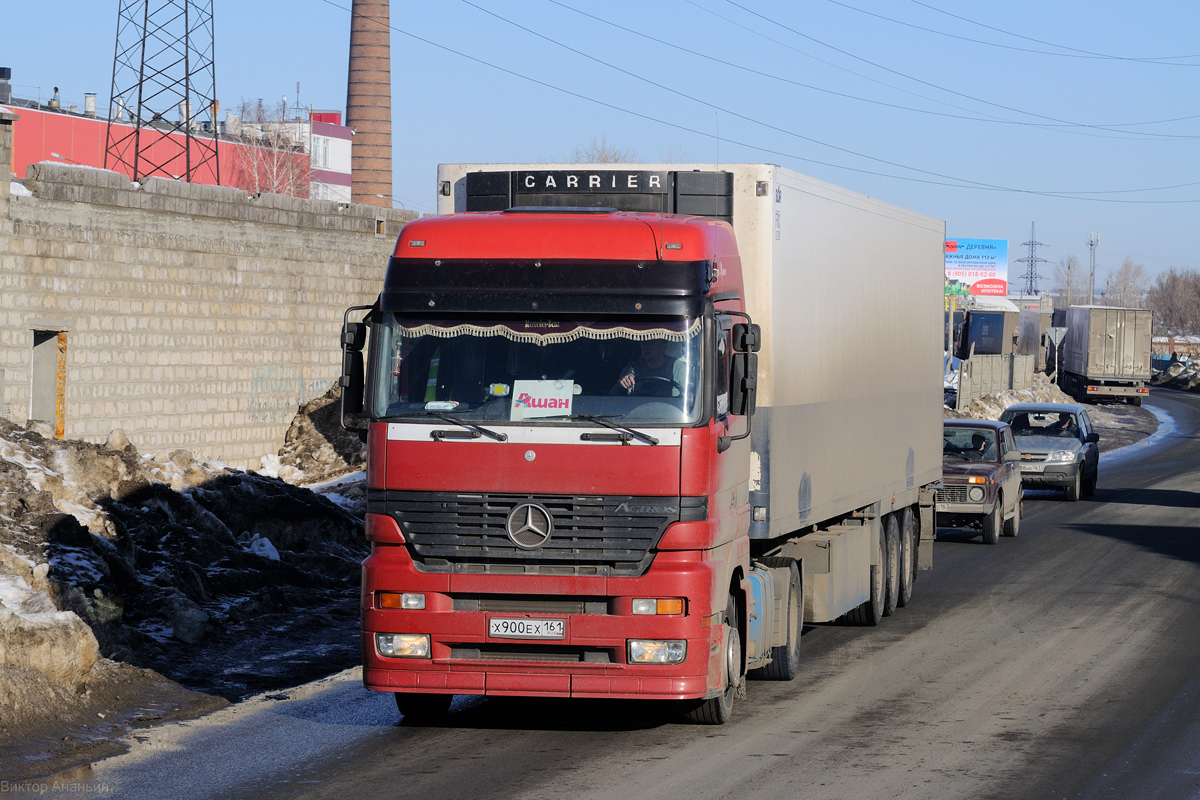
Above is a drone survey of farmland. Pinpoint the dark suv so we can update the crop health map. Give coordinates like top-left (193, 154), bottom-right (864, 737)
top-left (998, 403), bottom-right (1100, 502)
top-left (939, 420), bottom-right (1024, 544)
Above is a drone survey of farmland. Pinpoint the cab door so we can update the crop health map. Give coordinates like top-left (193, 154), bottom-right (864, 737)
top-left (999, 427), bottom-right (1023, 513)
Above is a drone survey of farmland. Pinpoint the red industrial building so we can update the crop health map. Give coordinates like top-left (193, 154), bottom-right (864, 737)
top-left (2, 71), bottom-right (353, 200)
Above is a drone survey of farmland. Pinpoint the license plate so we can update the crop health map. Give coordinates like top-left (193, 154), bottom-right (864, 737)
top-left (935, 503), bottom-right (951, 512)
top-left (1021, 464), bottom-right (1045, 473)
top-left (488, 617), bottom-right (565, 640)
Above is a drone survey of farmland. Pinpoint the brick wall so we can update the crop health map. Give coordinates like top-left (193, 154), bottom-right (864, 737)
top-left (1, 117), bottom-right (414, 467)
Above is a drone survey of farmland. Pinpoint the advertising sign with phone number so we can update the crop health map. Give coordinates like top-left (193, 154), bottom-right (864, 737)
top-left (945, 239), bottom-right (1009, 296)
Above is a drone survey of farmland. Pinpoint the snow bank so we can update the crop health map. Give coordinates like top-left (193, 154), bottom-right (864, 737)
top-left (945, 372), bottom-right (1076, 420)
top-left (0, 412), bottom-right (367, 709)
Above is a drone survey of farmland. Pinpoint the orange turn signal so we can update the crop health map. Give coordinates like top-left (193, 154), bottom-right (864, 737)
top-left (656, 598), bottom-right (684, 615)
top-left (377, 592), bottom-right (405, 609)
top-left (967, 476), bottom-right (986, 484)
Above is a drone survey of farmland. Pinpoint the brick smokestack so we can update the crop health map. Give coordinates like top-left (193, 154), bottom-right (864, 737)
top-left (346, 0), bottom-right (392, 207)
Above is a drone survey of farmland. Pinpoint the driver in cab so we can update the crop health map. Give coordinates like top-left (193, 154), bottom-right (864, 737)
top-left (613, 340), bottom-right (686, 396)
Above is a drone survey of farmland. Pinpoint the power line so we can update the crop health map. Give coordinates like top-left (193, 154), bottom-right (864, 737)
top-left (905, 0), bottom-right (1200, 65)
top-left (722, 0), bottom-right (1198, 139)
top-left (315, 0), bottom-right (1200, 204)
top-left (828, 0), bottom-right (1200, 66)
top-left (550, 0), bottom-right (1200, 140)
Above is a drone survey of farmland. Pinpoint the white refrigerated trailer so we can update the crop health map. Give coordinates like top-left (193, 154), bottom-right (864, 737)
top-left (435, 162), bottom-right (945, 626)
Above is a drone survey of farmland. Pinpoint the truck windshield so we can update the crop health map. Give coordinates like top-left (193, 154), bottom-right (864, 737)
top-left (370, 314), bottom-right (703, 425)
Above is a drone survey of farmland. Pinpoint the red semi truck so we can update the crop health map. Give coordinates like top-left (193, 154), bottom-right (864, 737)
top-left (340, 164), bottom-right (945, 723)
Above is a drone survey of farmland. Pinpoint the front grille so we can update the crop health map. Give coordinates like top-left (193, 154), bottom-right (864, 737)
top-left (450, 645), bottom-right (613, 664)
top-left (1021, 452), bottom-right (1048, 462)
top-left (452, 595), bottom-right (608, 614)
top-left (938, 485), bottom-right (969, 503)
top-left (370, 491), bottom-right (705, 576)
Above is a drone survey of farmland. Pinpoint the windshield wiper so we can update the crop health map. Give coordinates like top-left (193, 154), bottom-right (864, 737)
top-left (543, 413), bottom-right (659, 446)
top-left (404, 411), bottom-right (508, 442)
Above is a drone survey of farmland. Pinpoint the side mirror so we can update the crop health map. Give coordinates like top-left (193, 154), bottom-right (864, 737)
top-left (339, 311), bottom-right (372, 435)
top-left (729, 352), bottom-right (758, 417)
top-left (1002, 450), bottom-right (1021, 463)
top-left (1085, 432), bottom-right (1099, 444)
top-left (732, 322), bottom-right (761, 352)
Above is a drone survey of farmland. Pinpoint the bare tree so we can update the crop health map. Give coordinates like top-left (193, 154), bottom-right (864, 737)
top-left (1147, 268), bottom-right (1200, 334)
top-left (227, 98), bottom-right (311, 197)
top-left (659, 145), bottom-right (694, 163)
top-left (1052, 254), bottom-right (1080, 308)
top-left (571, 135), bottom-right (637, 164)
top-left (1103, 258), bottom-right (1148, 308)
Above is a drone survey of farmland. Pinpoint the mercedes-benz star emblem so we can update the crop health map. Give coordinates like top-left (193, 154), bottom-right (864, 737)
top-left (505, 503), bottom-right (553, 549)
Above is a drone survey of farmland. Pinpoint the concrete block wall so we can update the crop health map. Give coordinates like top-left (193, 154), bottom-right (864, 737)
top-left (1, 124), bottom-right (416, 467)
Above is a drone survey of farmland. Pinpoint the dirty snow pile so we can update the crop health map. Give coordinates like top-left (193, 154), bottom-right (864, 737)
top-left (944, 372), bottom-right (1076, 420)
top-left (1152, 361), bottom-right (1200, 393)
top-left (0, 412), bottom-right (369, 740)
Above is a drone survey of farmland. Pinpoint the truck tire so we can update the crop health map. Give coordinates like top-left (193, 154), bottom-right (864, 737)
top-left (1065, 470), bottom-right (1082, 502)
top-left (395, 692), bottom-right (452, 723)
top-left (1129, 396), bottom-right (1142, 407)
top-left (1003, 497), bottom-right (1021, 537)
top-left (882, 515), bottom-right (900, 617)
top-left (981, 503), bottom-right (1000, 545)
top-left (846, 524), bottom-right (886, 626)
top-left (897, 508), bottom-right (915, 608)
top-left (751, 557), bottom-right (801, 681)
top-left (685, 595), bottom-right (740, 724)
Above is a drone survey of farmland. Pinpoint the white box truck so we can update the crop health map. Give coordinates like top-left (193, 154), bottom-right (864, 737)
top-left (1059, 305), bottom-right (1153, 405)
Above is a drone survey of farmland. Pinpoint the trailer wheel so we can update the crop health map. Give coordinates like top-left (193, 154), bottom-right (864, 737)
top-left (752, 557), bottom-right (801, 681)
top-left (897, 508), bottom-right (915, 608)
top-left (846, 524), bottom-right (886, 626)
top-left (1129, 396), bottom-right (1142, 407)
top-left (1003, 497), bottom-right (1022, 537)
top-left (395, 692), bottom-right (452, 723)
top-left (882, 515), bottom-right (900, 617)
top-left (981, 504), bottom-right (1001, 545)
top-left (686, 595), bottom-right (740, 724)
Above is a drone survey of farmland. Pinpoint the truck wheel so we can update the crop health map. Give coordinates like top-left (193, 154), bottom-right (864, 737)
top-left (846, 524), bottom-right (886, 626)
top-left (882, 515), bottom-right (900, 617)
top-left (1065, 471), bottom-right (1082, 502)
top-left (981, 504), bottom-right (1000, 545)
top-left (1003, 497), bottom-right (1021, 537)
top-left (897, 508), bottom-right (915, 608)
top-left (752, 557), bottom-right (801, 681)
top-left (685, 595), bottom-right (740, 724)
top-left (1129, 397), bottom-right (1142, 407)
top-left (395, 692), bottom-right (452, 723)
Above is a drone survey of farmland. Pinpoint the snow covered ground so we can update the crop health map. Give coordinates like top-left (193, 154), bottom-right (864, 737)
top-left (0, 388), bottom-right (368, 775)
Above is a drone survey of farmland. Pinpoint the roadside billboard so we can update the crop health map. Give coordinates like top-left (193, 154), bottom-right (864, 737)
top-left (944, 239), bottom-right (1008, 296)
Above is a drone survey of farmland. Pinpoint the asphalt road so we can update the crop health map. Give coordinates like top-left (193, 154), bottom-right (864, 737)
top-left (53, 390), bottom-right (1200, 800)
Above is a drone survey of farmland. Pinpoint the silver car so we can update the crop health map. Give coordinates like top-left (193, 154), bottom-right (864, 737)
top-left (998, 403), bottom-right (1100, 502)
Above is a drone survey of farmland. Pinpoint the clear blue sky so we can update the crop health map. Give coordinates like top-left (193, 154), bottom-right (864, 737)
top-left (3, 0), bottom-right (1198, 287)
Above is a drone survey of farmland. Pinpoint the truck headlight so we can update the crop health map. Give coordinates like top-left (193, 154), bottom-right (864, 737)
top-left (968, 486), bottom-right (985, 502)
top-left (376, 633), bottom-right (430, 658)
top-left (1049, 450), bottom-right (1077, 462)
top-left (627, 640), bottom-right (687, 664)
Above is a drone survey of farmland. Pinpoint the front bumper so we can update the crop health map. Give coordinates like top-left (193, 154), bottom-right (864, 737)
top-left (935, 499), bottom-right (995, 528)
top-left (1019, 461), bottom-right (1080, 488)
top-left (360, 543), bottom-right (727, 701)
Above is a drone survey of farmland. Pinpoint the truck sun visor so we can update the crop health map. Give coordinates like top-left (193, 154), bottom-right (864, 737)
top-left (394, 318), bottom-right (702, 345)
